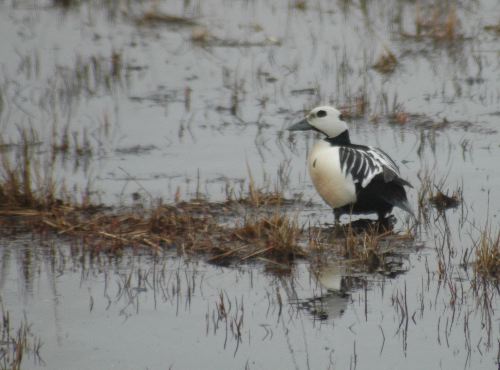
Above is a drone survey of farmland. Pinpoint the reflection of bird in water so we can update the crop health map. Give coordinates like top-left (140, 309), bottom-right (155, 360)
top-left (295, 263), bottom-right (356, 321)
top-left (300, 291), bottom-right (349, 321)
top-left (288, 105), bottom-right (414, 223)
top-left (316, 263), bottom-right (349, 293)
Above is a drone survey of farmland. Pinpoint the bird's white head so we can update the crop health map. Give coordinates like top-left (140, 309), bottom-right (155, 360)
top-left (288, 106), bottom-right (348, 139)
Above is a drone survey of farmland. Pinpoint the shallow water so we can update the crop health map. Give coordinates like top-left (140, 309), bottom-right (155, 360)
top-left (0, 239), bottom-right (495, 370)
top-left (1, 0), bottom-right (500, 369)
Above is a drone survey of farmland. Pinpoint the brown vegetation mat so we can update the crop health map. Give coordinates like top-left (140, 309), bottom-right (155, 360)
top-left (0, 194), bottom-right (307, 264)
top-left (0, 134), bottom-right (413, 271)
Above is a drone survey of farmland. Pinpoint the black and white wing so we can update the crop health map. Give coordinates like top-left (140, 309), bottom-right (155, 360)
top-left (338, 146), bottom-right (405, 188)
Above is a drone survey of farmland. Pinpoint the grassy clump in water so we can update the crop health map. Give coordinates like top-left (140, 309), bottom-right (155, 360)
top-left (373, 49), bottom-right (398, 74)
top-left (0, 130), bottom-right (413, 274)
top-left (0, 130), bottom-right (58, 210)
top-left (474, 227), bottom-right (500, 280)
top-left (231, 212), bottom-right (304, 261)
top-left (0, 134), bottom-right (305, 264)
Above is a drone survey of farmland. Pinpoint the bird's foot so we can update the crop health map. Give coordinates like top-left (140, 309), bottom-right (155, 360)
top-left (376, 215), bottom-right (396, 232)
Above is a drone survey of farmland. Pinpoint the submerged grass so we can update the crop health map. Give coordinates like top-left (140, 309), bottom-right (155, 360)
top-left (0, 307), bottom-right (42, 370)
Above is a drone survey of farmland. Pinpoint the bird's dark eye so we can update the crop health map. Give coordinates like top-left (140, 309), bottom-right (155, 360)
top-left (316, 110), bottom-right (327, 118)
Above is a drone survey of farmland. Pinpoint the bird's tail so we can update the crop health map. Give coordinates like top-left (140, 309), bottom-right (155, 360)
top-left (395, 198), bottom-right (415, 219)
top-left (379, 184), bottom-right (415, 219)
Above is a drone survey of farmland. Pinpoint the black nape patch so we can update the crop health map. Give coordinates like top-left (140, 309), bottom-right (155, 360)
top-left (316, 110), bottom-right (327, 118)
top-left (312, 159), bottom-right (317, 168)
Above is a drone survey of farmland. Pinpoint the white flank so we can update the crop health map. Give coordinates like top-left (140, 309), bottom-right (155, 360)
top-left (308, 141), bottom-right (356, 208)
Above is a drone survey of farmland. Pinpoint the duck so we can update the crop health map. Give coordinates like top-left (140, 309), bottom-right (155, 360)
top-left (288, 105), bottom-right (414, 222)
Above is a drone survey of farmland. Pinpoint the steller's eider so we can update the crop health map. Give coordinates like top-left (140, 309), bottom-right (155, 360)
top-left (288, 105), bottom-right (414, 222)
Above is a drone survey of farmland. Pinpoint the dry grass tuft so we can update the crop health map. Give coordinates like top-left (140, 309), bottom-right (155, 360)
top-left (229, 164), bottom-right (291, 208)
top-left (310, 221), bottom-right (413, 274)
top-left (373, 49), bottom-right (398, 74)
top-left (474, 228), bottom-right (500, 280)
top-left (232, 212), bottom-right (304, 261)
top-left (429, 189), bottom-right (461, 210)
top-left (342, 224), bottom-right (388, 272)
top-left (241, 183), bottom-right (286, 208)
top-left (391, 111), bottom-right (409, 125)
top-left (416, 170), bottom-right (461, 223)
top-left (0, 130), bottom-right (59, 210)
top-left (405, 4), bottom-right (462, 42)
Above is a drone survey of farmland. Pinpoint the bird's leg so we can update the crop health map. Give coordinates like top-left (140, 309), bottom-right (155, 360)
top-left (333, 209), bottom-right (342, 236)
top-left (333, 209), bottom-right (342, 224)
top-left (377, 211), bottom-right (393, 232)
top-left (377, 211), bottom-right (385, 223)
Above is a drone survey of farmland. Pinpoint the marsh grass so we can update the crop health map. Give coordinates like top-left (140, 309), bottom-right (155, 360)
top-left (231, 211), bottom-right (304, 261)
top-left (0, 139), bottom-right (306, 264)
top-left (310, 220), bottom-right (413, 274)
top-left (2, 138), bottom-right (404, 271)
top-left (416, 169), bottom-right (462, 226)
top-left (429, 189), bottom-right (461, 210)
top-left (343, 222), bottom-right (379, 268)
top-left (0, 128), bottom-right (408, 271)
top-left (0, 130), bottom-right (48, 209)
top-left (240, 169), bottom-right (289, 208)
top-left (372, 49), bottom-right (398, 75)
top-left (403, 3), bottom-right (462, 42)
top-left (54, 52), bottom-right (124, 107)
top-left (342, 223), bottom-right (411, 273)
top-left (473, 227), bottom-right (500, 280)
top-left (0, 308), bottom-right (42, 370)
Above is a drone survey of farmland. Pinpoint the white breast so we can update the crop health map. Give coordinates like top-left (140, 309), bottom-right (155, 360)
top-left (308, 141), bottom-right (356, 208)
